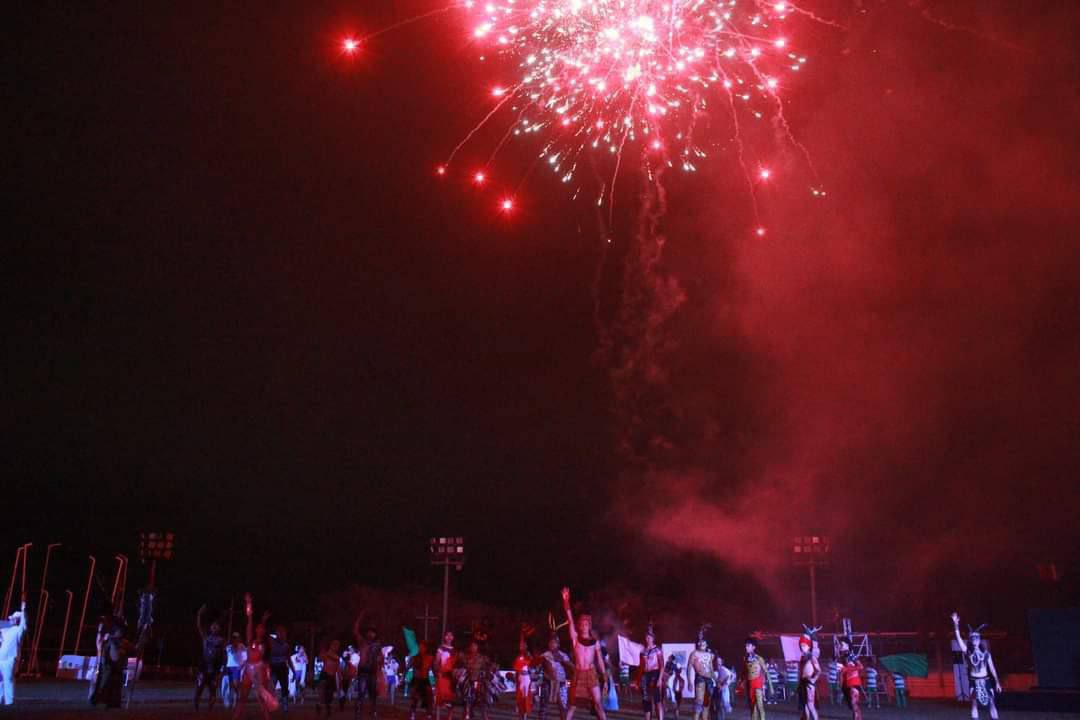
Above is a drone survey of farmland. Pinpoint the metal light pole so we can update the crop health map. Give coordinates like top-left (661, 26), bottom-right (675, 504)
top-left (429, 537), bottom-right (465, 640)
top-left (110, 554), bottom-right (128, 613)
top-left (5, 543), bottom-right (31, 618)
top-left (29, 542), bottom-right (61, 674)
top-left (430, 536), bottom-right (464, 720)
top-left (28, 590), bottom-right (49, 675)
top-left (792, 534), bottom-right (829, 627)
top-left (57, 589), bottom-right (74, 673)
top-left (416, 604), bottom-right (439, 643)
top-left (74, 555), bottom-right (96, 656)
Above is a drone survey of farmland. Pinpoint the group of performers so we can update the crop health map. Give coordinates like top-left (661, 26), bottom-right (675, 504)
top-left (182, 588), bottom-right (1002, 720)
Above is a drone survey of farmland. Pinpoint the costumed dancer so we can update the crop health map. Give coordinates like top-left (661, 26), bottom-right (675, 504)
top-left (458, 635), bottom-right (494, 720)
top-left (90, 616), bottom-right (131, 709)
top-left (317, 640), bottom-right (343, 717)
top-left (952, 613), bottom-right (1002, 720)
top-left (837, 635), bottom-right (863, 720)
top-left (688, 625), bottom-right (716, 720)
top-left (744, 637), bottom-right (772, 720)
top-left (561, 587), bottom-right (608, 720)
top-left (268, 624), bottom-right (295, 712)
top-left (233, 593), bottom-right (277, 720)
top-left (539, 633), bottom-right (572, 720)
top-left (709, 656), bottom-right (734, 720)
top-left (225, 632), bottom-right (249, 707)
top-left (292, 644), bottom-right (309, 704)
top-left (0, 599), bottom-right (27, 706)
top-left (353, 617), bottom-right (382, 720)
top-left (434, 631), bottom-right (459, 720)
top-left (797, 626), bottom-right (822, 720)
top-left (663, 656), bottom-right (685, 720)
top-left (409, 641), bottom-right (436, 720)
top-left (195, 604), bottom-right (226, 711)
top-left (513, 626), bottom-right (536, 720)
top-left (639, 623), bottom-right (665, 720)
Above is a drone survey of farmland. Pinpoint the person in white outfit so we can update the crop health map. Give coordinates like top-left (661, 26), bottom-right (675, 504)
top-left (0, 600), bottom-right (28, 705)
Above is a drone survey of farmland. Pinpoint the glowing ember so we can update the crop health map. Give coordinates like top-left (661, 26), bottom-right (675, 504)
top-left (500, 198), bottom-right (515, 211)
top-left (342, 37), bottom-right (360, 54)
top-left (473, 171), bottom-right (488, 184)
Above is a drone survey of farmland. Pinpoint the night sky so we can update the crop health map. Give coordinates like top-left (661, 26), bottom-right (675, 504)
top-left (7, 0), bottom-right (1080, 635)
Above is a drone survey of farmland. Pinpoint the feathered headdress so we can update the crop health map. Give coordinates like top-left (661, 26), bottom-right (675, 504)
top-left (697, 622), bottom-right (712, 645)
top-left (800, 624), bottom-right (822, 649)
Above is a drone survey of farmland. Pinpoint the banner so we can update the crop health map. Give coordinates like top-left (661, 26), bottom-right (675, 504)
top-left (619, 635), bottom-right (644, 666)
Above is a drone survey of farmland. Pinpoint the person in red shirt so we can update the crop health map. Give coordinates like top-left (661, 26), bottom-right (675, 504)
top-left (837, 636), bottom-right (863, 720)
top-left (512, 634), bottom-right (535, 720)
top-left (410, 641), bottom-right (436, 720)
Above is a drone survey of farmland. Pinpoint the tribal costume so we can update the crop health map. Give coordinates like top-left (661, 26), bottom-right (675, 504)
top-left (744, 638), bottom-right (771, 720)
top-left (952, 614), bottom-right (1001, 720)
top-left (796, 627), bottom-right (822, 720)
top-left (837, 637), bottom-right (863, 720)
top-left (688, 625), bottom-right (716, 720)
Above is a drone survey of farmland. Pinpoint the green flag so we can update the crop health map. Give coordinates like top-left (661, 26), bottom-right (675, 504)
top-left (403, 626), bottom-right (419, 657)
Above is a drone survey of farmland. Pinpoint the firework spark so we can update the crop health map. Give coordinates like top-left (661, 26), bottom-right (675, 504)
top-left (450, 0), bottom-right (820, 209)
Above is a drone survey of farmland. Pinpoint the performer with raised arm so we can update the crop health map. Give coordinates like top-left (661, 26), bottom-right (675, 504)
top-left (796, 626), bottom-right (822, 720)
top-left (952, 612), bottom-right (1002, 720)
top-left (0, 599), bottom-right (27, 706)
top-left (743, 637), bottom-right (772, 720)
top-left (561, 587), bottom-right (607, 720)
top-left (837, 636), bottom-right (863, 720)
top-left (687, 625), bottom-right (716, 720)
top-left (195, 604), bottom-right (226, 711)
top-left (639, 624), bottom-right (665, 720)
top-left (233, 593), bottom-right (275, 720)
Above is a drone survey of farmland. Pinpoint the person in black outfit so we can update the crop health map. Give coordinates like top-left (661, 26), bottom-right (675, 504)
top-left (195, 605), bottom-right (226, 710)
top-left (269, 625), bottom-right (296, 712)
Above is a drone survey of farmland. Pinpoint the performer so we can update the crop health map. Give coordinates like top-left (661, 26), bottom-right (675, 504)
top-left (709, 656), bottom-right (734, 720)
top-left (317, 640), bottom-right (343, 717)
top-left (663, 657), bottom-right (685, 720)
top-left (353, 618), bottom-right (382, 720)
top-left (952, 613), bottom-right (1002, 720)
top-left (744, 637), bottom-right (772, 720)
top-left (225, 632), bottom-right (249, 707)
top-left (539, 633), bottom-right (573, 720)
top-left (90, 617), bottom-right (131, 709)
top-left (291, 644), bottom-right (309, 704)
top-left (458, 637), bottom-right (494, 720)
top-left (0, 600), bottom-right (27, 706)
top-left (796, 627), bottom-right (822, 720)
top-left (194, 605), bottom-right (226, 710)
top-left (639, 624), bottom-right (665, 720)
top-left (560, 587), bottom-right (607, 720)
top-left (434, 631), bottom-right (459, 720)
top-left (837, 636), bottom-right (863, 720)
top-left (409, 641), bottom-right (436, 720)
top-left (233, 593), bottom-right (276, 720)
top-left (268, 625), bottom-right (296, 711)
top-left (688, 625), bottom-right (716, 720)
top-left (512, 633), bottom-right (535, 720)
